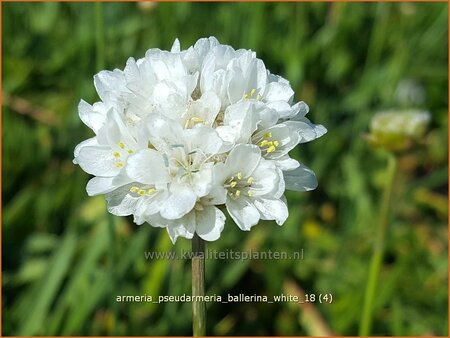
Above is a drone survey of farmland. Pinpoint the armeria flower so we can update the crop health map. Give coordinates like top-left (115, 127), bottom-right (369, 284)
top-left (365, 110), bottom-right (430, 151)
top-left (209, 144), bottom-right (287, 230)
top-left (74, 37), bottom-right (326, 243)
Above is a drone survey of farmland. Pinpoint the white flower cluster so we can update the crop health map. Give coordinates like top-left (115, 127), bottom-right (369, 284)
top-left (74, 37), bottom-right (326, 243)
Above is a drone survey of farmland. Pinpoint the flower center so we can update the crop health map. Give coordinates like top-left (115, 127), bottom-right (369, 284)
top-left (129, 186), bottom-right (157, 197)
top-left (257, 132), bottom-right (279, 153)
top-left (225, 172), bottom-right (255, 198)
top-left (243, 88), bottom-right (262, 100)
top-left (169, 146), bottom-right (205, 183)
top-left (112, 141), bottom-right (134, 168)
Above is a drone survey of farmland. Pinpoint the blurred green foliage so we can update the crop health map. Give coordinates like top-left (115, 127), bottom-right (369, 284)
top-left (2, 2), bottom-right (448, 336)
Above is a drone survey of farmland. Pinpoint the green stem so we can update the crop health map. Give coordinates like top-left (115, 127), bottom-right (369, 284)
top-left (108, 215), bottom-right (117, 334)
top-left (95, 2), bottom-right (105, 70)
top-left (359, 154), bottom-right (397, 336)
top-left (192, 234), bottom-right (206, 336)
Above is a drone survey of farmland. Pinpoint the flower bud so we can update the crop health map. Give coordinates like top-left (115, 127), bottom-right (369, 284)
top-left (365, 110), bottom-right (430, 151)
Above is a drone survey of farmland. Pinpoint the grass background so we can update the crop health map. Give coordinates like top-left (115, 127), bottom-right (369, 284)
top-left (2, 2), bottom-right (448, 336)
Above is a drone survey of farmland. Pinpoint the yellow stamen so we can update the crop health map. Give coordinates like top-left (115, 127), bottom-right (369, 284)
top-left (118, 142), bottom-right (125, 149)
top-left (247, 190), bottom-right (254, 197)
top-left (263, 132), bottom-right (272, 139)
top-left (237, 172), bottom-right (243, 180)
top-left (273, 140), bottom-right (279, 147)
top-left (130, 186), bottom-right (139, 193)
top-left (247, 177), bottom-right (254, 185)
top-left (113, 151), bottom-right (121, 158)
top-left (115, 162), bottom-right (124, 168)
top-left (127, 149), bottom-right (134, 154)
top-left (230, 181), bottom-right (237, 188)
top-left (138, 189), bottom-right (146, 196)
top-left (243, 88), bottom-right (257, 99)
top-left (267, 145), bottom-right (276, 153)
top-left (260, 140), bottom-right (269, 147)
top-left (235, 190), bottom-right (241, 197)
top-left (191, 116), bottom-right (204, 123)
top-left (147, 188), bottom-right (156, 195)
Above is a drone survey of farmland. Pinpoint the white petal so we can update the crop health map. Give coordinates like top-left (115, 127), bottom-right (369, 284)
top-left (196, 206), bottom-right (225, 241)
top-left (227, 197), bottom-right (260, 231)
top-left (283, 164), bottom-right (318, 192)
top-left (254, 105), bottom-right (279, 129)
top-left (78, 100), bottom-right (106, 133)
top-left (270, 167), bottom-right (286, 199)
top-left (160, 184), bottom-right (197, 220)
top-left (285, 120), bottom-right (326, 143)
top-left (185, 126), bottom-right (224, 156)
top-left (86, 176), bottom-right (117, 196)
top-left (106, 185), bottom-right (141, 216)
top-left (126, 149), bottom-right (170, 184)
top-left (222, 101), bottom-right (259, 143)
top-left (225, 144), bottom-right (261, 176)
top-left (288, 101), bottom-right (310, 119)
top-left (171, 38), bottom-right (181, 53)
top-left (264, 81), bottom-right (294, 103)
top-left (137, 212), bottom-right (168, 228)
top-left (73, 137), bottom-right (98, 163)
top-left (273, 155), bottom-right (300, 171)
top-left (146, 54), bottom-right (186, 81)
top-left (227, 54), bottom-right (267, 102)
top-left (111, 169), bottom-right (133, 187)
top-left (94, 69), bottom-right (127, 102)
top-left (250, 58), bottom-right (268, 94)
top-left (314, 124), bottom-right (327, 138)
top-left (77, 145), bottom-right (120, 176)
top-left (145, 114), bottom-right (184, 153)
top-left (166, 213), bottom-right (196, 243)
top-left (124, 57), bottom-right (155, 95)
top-left (204, 184), bottom-right (227, 205)
top-left (254, 197), bottom-right (288, 225)
top-left (188, 91), bottom-right (221, 126)
top-left (226, 68), bottom-right (246, 103)
top-left (250, 159), bottom-right (279, 196)
top-left (190, 166), bottom-right (213, 197)
top-left (194, 36), bottom-right (220, 64)
top-left (199, 54), bottom-right (216, 93)
top-left (99, 109), bottom-right (137, 149)
top-left (266, 101), bottom-right (292, 119)
top-left (142, 190), bottom-right (170, 216)
top-left (215, 125), bottom-right (238, 145)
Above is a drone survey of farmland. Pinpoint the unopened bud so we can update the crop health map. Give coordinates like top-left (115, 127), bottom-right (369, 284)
top-left (365, 110), bottom-right (430, 151)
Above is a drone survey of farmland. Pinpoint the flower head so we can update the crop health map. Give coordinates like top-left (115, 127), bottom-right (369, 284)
top-left (365, 110), bottom-right (430, 151)
top-left (74, 37), bottom-right (326, 243)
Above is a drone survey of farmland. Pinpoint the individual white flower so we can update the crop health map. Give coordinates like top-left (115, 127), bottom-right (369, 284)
top-left (74, 110), bottom-right (146, 196)
top-left (74, 36), bottom-right (326, 243)
top-left (200, 45), bottom-right (286, 110)
top-left (126, 114), bottom-right (225, 220)
top-left (143, 196), bottom-right (226, 243)
top-left (180, 91), bottom-right (221, 129)
top-left (105, 182), bottom-right (170, 222)
top-left (365, 109), bottom-right (430, 151)
top-left (209, 144), bottom-right (288, 230)
top-left (214, 100), bottom-right (262, 145)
